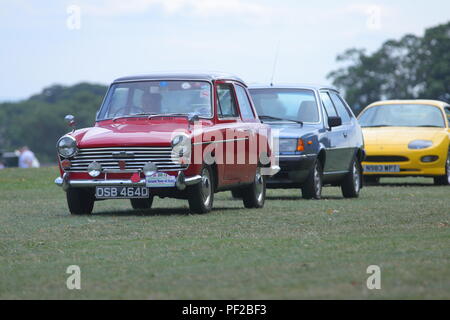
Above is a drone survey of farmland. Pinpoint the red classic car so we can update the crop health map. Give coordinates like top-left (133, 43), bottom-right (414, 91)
top-left (55, 73), bottom-right (280, 214)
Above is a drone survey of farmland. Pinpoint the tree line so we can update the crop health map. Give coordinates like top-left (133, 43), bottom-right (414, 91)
top-left (0, 83), bottom-right (107, 163)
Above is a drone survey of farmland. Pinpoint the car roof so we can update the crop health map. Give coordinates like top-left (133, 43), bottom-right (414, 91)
top-left (113, 72), bottom-right (246, 86)
top-left (367, 99), bottom-right (449, 109)
top-left (248, 83), bottom-right (338, 92)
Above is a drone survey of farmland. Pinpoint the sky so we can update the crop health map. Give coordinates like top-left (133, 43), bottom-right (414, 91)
top-left (1, 0), bottom-right (449, 101)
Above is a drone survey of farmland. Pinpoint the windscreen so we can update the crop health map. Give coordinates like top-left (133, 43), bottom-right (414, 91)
top-left (97, 80), bottom-right (212, 120)
top-left (358, 104), bottom-right (445, 128)
top-left (249, 88), bottom-right (319, 123)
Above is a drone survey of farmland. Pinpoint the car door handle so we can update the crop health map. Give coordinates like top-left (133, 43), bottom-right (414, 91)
top-left (343, 131), bottom-right (348, 138)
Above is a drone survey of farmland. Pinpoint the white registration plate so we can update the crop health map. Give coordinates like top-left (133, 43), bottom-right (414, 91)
top-left (95, 186), bottom-right (149, 199)
top-left (146, 172), bottom-right (177, 188)
top-left (364, 165), bottom-right (400, 173)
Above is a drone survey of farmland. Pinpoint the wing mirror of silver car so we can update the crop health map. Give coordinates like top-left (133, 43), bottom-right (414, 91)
top-left (328, 116), bottom-right (342, 128)
top-left (65, 114), bottom-right (76, 132)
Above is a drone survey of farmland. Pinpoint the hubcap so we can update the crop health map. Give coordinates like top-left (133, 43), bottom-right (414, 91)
top-left (314, 164), bottom-right (322, 197)
top-left (254, 169), bottom-right (264, 203)
top-left (200, 168), bottom-right (212, 207)
top-left (353, 162), bottom-right (360, 192)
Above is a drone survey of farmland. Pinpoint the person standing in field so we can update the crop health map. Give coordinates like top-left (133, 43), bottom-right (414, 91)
top-left (18, 146), bottom-right (40, 168)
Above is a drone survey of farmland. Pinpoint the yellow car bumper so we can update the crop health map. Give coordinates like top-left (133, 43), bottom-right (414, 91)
top-left (362, 145), bottom-right (447, 176)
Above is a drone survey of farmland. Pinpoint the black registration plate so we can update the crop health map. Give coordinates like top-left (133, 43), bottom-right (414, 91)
top-left (95, 186), bottom-right (149, 199)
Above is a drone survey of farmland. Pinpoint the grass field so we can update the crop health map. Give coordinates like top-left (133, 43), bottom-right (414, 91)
top-left (0, 167), bottom-right (449, 299)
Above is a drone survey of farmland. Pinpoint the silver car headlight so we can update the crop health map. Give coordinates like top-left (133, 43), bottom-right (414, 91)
top-left (57, 136), bottom-right (78, 158)
top-left (279, 138), bottom-right (299, 153)
top-left (408, 140), bottom-right (433, 150)
top-left (171, 134), bottom-right (188, 147)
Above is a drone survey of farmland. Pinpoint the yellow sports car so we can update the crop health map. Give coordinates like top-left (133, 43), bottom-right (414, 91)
top-left (358, 100), bottom-right (450, 185)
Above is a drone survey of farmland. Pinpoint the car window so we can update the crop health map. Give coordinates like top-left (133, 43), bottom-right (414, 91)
top-left (330, 92), bottom-right (351, 123)
top-left (358, 104), bottom-right (446, 128)
top-left (249, 88), bottom-right (319, 123)
top-left (320, 92), bottom-right (338, 117)
top-left (216, 83), bottom-right (239, 118)
top-left (98, 81), bottom-right (212, 120)
top-left (235, 85), bottom-right (255, 120)
top-left (445, 107), bottom-right (450, 126)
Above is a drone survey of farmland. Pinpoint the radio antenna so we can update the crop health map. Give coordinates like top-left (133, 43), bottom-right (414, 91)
top-left (270, 38), bottom-right (281, 87)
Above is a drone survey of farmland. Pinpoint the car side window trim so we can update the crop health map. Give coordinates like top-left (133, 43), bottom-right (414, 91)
top-left (319, 90), bottom-right (338, 119)
top-left (234, 83), bottom-right (256, 120)
top-left (216, 82), bottom-right (240, 120)
top-left (329, 91), bottom-right (352, 124)
top-left (444, 106), bottom-right (450, 127)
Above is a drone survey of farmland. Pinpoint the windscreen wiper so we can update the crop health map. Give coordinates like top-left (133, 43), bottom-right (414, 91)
top-left (147, 113), bottom-right (189, 119)
top-left (259, 115), bottom-right (303, 125)
top-left (112, 114), bottom-right (151, 122)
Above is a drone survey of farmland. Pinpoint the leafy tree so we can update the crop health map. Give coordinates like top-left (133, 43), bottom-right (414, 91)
top-left (328, 21), bottom-right (450, 114)
top-left (0, 83), bottom-right (107, 163)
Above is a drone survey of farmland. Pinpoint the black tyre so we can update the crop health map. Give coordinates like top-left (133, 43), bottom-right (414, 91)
top-left (242, 168), bottom-right (266, 208)
top-left (188, 166), bottom-right (214, 214)
top-left (341, 157), bottom-right (362, 198)
top-left (434, 152), bottom-right (450, 186)
top-left (66, 188), bottom-right (95, 215)
top-left (364, 176), bottom-right (380, 185)
top-left (130, 197), bottom-right (154, 210)
top-left (302, 160), bottom-right (323, 199)
top-left (231, 189), bottom-right (243, 199)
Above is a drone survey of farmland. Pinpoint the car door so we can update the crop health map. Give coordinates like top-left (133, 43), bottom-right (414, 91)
top-left (234, 83), bottom-right (259, 182)
top-left (319, 91), bottom-right (350, 173)
top-left (329, 91), bottom-right (358, 169)
top-left (215, 82), bottom-right (245, 182)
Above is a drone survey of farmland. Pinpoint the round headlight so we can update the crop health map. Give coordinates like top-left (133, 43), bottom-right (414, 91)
top-left (87, 161), bottom-right (102, 177)
top-left (408, 140), bottom-right (433, 150)
top-left (171, 135), bottom-right (185, 147)
top-left (143, 162), bottom-right (157, 176)
top-left (57, 136), bottom-right (77, 158)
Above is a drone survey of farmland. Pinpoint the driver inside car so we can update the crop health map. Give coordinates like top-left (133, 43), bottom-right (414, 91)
top-left (141, 92), bottom-right (162, 114)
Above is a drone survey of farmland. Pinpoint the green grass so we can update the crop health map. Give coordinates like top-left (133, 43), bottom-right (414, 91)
top-left (0, 167), bottom-right (449, 299)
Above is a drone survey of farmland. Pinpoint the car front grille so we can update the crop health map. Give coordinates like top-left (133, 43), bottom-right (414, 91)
top-left (64, 146), bottom-right (188, 172)
top-left (365, 155), bottom-right (409, 163)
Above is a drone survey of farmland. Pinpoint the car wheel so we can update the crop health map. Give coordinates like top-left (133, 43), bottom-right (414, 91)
top-left (364, 176), bottom-right (380, 185)
top-left (341, 157), bottom-right (362, 198)
top-left (66, 188), bottom-right (95, 215)
top-left (434, 152), bottom-right (450, 186)
top-left (242, 168), bottom-right (266, 208)
top-left (188, 165), bottom-right (214, 214)
top-left (302, 160), bottom-right (323, 200)
top-left (130, 197), bottom-right (154, 210)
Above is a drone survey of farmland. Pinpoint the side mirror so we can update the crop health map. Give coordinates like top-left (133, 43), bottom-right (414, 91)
top-left (188, 113), bottom-right (199, 123)
top-left (328, 116), bottom-right (342, 128)
top-left (65, 115), bottom-right (76, 131)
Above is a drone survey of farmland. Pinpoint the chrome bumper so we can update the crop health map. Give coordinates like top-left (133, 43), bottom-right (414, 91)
top-left (55, 172), bottom-right (202, 191)
top-left (261, 165), bottom-right (281, 177)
